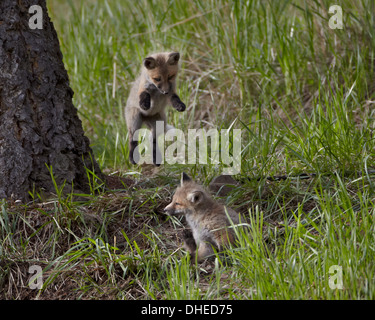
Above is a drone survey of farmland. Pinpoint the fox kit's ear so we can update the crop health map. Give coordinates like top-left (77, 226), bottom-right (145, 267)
top-left (144, 57), bottom-right (156, 69)
top-left (181, 172), bottom-right (191, 186)
top-left (167, 52), bottom-right (180, 65)
top-left (187, 191), bottom-right (203, 204)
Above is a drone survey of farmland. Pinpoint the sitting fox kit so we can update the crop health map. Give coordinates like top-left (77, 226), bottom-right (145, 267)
top-left (125, 52), bottom-right (186, 165)
top-left (164, 173), bottom-right (241, 262)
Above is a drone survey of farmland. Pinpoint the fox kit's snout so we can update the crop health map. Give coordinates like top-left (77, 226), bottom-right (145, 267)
top-left (165, 173), bottom-right (242, 262)
top-left (125, 52), bottom-right (186, 166)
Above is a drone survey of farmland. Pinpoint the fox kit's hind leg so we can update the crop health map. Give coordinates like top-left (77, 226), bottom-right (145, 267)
top-left (197, 243), bottom-right (215, 262)
top-left (126, 109), bottom-right (142, 165)
top-left (182, 229), bottom-right (215, 262)
top-left (144, 112), bottom-right (172, 166)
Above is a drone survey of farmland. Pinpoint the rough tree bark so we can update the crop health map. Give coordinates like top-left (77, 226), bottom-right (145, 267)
top-left (0, 0), bottom-right (102, 201)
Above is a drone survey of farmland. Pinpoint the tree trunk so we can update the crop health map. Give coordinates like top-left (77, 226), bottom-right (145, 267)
top-left (0, 0), bottom-right (102, 201)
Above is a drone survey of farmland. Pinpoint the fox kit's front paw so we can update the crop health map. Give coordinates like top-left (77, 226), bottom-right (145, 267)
top-left (139, 91), bottom-right (151, 110)
top-left (171, 94), bottom-right (186, 112)
top-left (129, 140), bottom-right (139, 165)
top-left (182, 229), bottom-right (196, 254)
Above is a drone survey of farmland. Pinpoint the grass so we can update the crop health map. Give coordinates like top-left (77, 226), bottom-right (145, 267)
top-left (1, 0), bottom-right (375, 299)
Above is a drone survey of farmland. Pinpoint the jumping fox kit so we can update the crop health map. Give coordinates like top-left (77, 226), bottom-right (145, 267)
top-left (164, 173), bottom-right (241, 262)
top-left (125, 52), bottom-right (186, 165)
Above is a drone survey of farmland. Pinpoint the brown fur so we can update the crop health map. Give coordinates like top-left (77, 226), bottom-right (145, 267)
top-left (124, 52), bottom-right (186, 165)
top-left (164, 173), bottom-right (242, 262)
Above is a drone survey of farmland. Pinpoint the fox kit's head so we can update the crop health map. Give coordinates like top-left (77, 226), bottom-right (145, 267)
top-left (143, 52), bottom-right (180, 95)
top-left (164, 173), bottom-right (210, 216)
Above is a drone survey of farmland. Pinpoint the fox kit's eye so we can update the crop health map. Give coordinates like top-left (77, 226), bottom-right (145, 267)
top-left (153, 77), bottom-right (161, 82)
top-left (175, 202), bottom-right (180, 206)
top-left (168, 75), bottom-right (175, 80)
